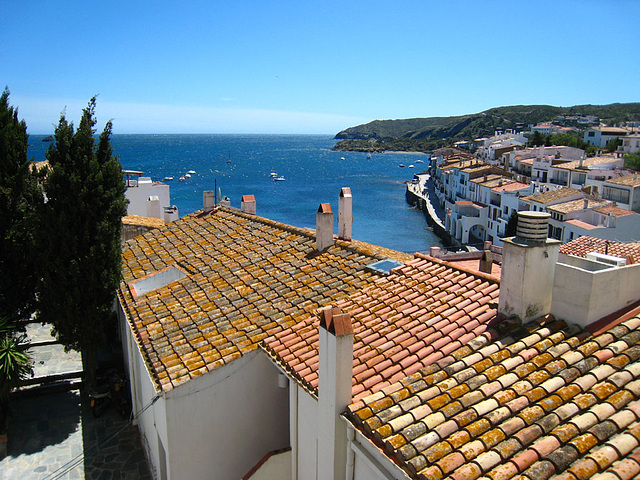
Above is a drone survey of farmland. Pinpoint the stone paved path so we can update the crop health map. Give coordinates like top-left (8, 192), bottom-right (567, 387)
top-left (2, 390), bottom-right (151, 479)
top-left (0, 323), bottom-right (151, 479)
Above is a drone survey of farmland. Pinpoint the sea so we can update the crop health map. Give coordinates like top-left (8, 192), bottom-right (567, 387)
top-left (28, 134), bottom-right (442, 254)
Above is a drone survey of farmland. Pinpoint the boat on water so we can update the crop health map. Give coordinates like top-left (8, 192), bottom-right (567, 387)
top-left (163, 176), bottom-right (174, 181)
top-left (184, 173), bottom-right (191, 179)
top-left (269, 171), bottom-right (278, 178)
top-left (408, 164), bottom-right (415, 168)
top-left (340, 157), bottom-right (346, 160)
top-left (187, 170), bottom-right (196, 175)
top-left (179, 175), bottom-right (186, 181)
top-left (399, 164), bottom-right (405, 168)
top-left (416, 159), bottom-right (424, 163)
top-left (273, 176), bottom-right (286, 181)
top-left (367, 153), bottom-right (372, 159)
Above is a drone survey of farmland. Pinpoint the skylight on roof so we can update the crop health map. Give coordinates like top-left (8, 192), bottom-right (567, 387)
top-left (129, 267), bottom-right (187, 297)
top-left (366, 258), bottom-right (404, 275)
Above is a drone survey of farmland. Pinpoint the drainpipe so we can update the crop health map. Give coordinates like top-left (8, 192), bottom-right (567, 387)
top-left (346, 425), bottom-right (355, 480)
top-left (290, 382), bottom-right (299, 480)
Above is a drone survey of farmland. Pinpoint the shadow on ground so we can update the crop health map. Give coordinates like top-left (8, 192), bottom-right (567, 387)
top-left (8, 390), bottom-right (82, 456)
top-left (3, 389), bottom-right (150, 479)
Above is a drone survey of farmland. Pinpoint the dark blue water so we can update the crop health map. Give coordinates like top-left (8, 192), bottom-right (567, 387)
top-left (28, 134), bottom-right (441, 253)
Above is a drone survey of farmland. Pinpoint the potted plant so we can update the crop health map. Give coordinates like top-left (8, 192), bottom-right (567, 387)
top-left (0, 317), bottom-right (33, 458)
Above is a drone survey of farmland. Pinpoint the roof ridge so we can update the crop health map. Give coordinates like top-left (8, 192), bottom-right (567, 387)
top-left (215, 205), bottom-right (412, 262)
top-left (414, 253), bottom-right (501, 285)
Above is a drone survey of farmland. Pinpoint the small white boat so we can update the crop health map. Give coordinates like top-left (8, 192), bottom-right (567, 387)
top-left (184, 173), bottom-right (191, 178)
top-left (270, 171), bottom-right (278, 177)
top-left (163, 176), bottom-right (174, 181)
top-left (340, 157), bottom-right (346, 160)
top-left (367, 153), bottom-right (372, 159)
top-left (187, 170), bottom-right (196, 175)
top-left (408, 165), bottom-right (415, 168)
top-left (416, 159), bottom-right (424, 163)
top-left (399, 164), bottom-right (405, 168)
top-left (179, 175), bottom-right (186, 181)
top-left (273, 176), bottom-right (286, 181)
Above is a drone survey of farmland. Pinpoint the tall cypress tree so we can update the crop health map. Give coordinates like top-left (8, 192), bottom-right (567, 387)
top-left (38, 97), bottom-right (127, 388)
top-left (0, 88), bottom-right (43, 325)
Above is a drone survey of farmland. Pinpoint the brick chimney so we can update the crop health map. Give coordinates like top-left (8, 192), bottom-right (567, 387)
top-left (316, 203), bottom-right (334, 251)
top-left (338, 187), bottom-right (352, 241)
top-left (318, 307), bottom-right (353, 480)
top-left (241, 195), bottom-right (256, 215)
top-left (498, 211), bottom-right (560, 323)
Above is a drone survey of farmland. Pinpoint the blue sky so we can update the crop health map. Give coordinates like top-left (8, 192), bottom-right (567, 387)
top-left (3, 1), bottom-right (638, 134)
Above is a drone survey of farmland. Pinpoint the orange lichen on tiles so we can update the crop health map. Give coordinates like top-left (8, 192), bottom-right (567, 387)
top-left (341, 310), bottom-right (640, 480)
top-left (119, 206), bottom-right (410, 393)
top-left (263, 255), bottom-right (501, 402)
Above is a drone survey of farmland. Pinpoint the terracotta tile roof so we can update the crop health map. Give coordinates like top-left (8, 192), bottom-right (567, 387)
top-left (522, 188), bottom-right (582, 205)
top-left (593, 205), bottom-right (636, 218)
top-left (564, 219), bottom-right (598, 230)
top-left (547, 198), bottom-right (610, 214)
top-left (345, 311), bottom-right (640, 480)
top-left (262, 254), bottom-right (501, 402)
top-left (122, 214), bottom-right (166, 229)
top-left (554, 155), bottom-right (620, 171)
top-left (606, 175), bottom-right (640, 187)
top-left (492, 182), bottom-right (530, 193)
top-left (118, 206), bottom-right (413, 392)
top-left (559, 237), bottom-right (640, 264)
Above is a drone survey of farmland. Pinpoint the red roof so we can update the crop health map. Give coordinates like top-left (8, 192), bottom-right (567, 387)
top-left (262, 255), bottom-right (501, 401)
top-left (560, 236), bottom-right (640, 264)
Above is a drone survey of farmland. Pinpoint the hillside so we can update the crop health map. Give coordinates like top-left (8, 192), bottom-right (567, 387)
top-left (333, 103), bottom-right (640, 152)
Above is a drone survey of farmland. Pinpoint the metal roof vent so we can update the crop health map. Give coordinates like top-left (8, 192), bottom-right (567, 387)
top-left (366, 258), bottom-right (404, 275)
top-left (515, 211), bottom-right (550, 243)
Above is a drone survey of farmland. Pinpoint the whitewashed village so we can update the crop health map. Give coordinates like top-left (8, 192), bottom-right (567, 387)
top-left (102, 118), bottom-right (640, 479)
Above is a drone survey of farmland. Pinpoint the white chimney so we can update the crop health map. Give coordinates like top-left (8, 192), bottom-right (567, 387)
top-left (163, 205), bottom-right (178, 223)
top-left (146, 196), bottom-right (161, 219)
top-left (203, 190), bottom-right (215, 213)
top-left (338, 187), bottom-right (352, 241)
top-left (318, 307), bottom-right (353, 480)
top-left (316, 203), bottom-right (334, 251)
top-left (241, 195), bottom-right (256, 215)
top-left (499, 211), bottom-right (561, 323)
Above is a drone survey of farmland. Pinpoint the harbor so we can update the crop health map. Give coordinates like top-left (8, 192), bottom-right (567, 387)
top-left (405, 172), bottom-right (451, 246)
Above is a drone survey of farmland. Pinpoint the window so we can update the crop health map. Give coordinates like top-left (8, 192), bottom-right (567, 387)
top-left (603, 186), bottom-right (630, 204)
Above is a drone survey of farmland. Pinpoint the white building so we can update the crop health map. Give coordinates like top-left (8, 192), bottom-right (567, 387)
top-left (118, 191), bottom-right (412, 479)
top-left (124, 170), bottom-right (178, 223)
top-left (531, 122), bottom-right (560, 135)
top-left (619, 134), bottom-right (640, 155)
top-left (601, 173), bottom-right (640, 212)
top-left (261, 212), bottom-right (640, 480)
top-left (583, 126), bottom-right (630, 147)
top-left (476, 130), bottom-right (528, 164)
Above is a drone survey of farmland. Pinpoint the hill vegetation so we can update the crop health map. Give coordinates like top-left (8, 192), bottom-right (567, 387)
top-left (332, 103), bottom-right (640, 152)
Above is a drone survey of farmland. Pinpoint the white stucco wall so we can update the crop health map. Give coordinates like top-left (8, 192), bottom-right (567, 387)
top-left (119, 305), bottom-right (169, 480)
top-left (126, 177), bottom-right (171, 218)
top-left (120, 304), bottom-right (290, 480)
top-left (292, 384), bottom-right (320, 480)
top-left (163, 350), bottom-right (290, 480)
top-left (552, 259), bottom-right (640, 327)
